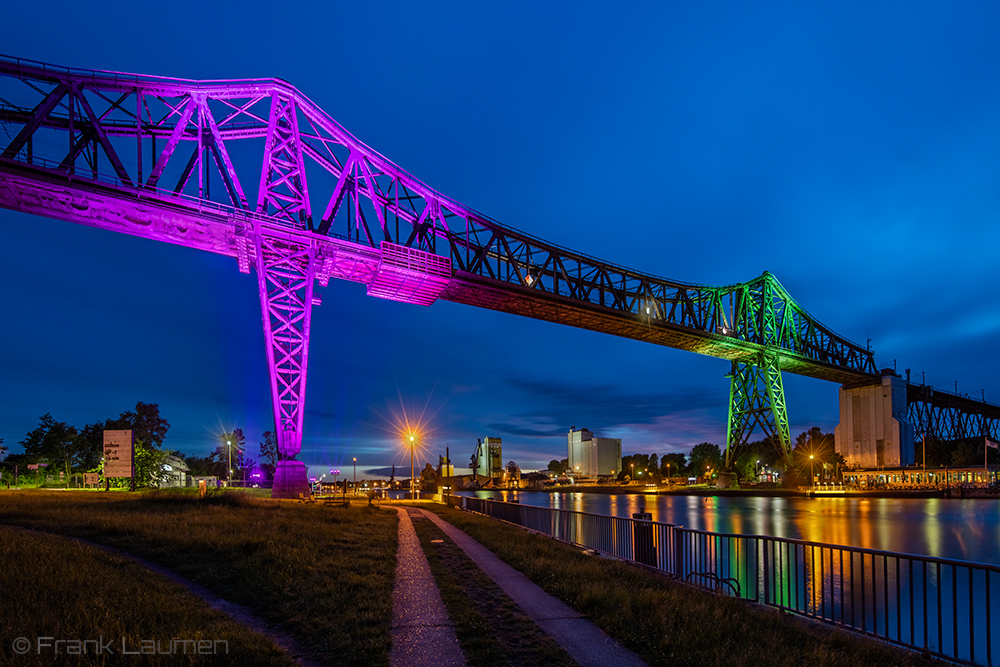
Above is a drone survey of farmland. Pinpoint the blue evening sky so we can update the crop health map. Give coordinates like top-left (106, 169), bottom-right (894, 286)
top-left (2, 1), bottom-right (1000, 476)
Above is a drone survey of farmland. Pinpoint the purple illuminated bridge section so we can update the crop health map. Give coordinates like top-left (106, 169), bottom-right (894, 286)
top-left (0, 56), bottom-right (885, 495)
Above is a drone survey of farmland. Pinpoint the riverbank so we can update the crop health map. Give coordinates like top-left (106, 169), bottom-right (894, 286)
top-left (519, 484), bottom-right (1000, 499)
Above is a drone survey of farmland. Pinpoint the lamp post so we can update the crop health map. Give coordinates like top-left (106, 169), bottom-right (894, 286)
top-left (227, 439), bottom-right (232, 487)
top-left (630, 461), bottom-right (634, 484)
top-left (353, 457), bottom-right (357, 497)
top-left (409, 434), bottom-right (415, 499)
top-left (809, 454), bottom-right (815, 488)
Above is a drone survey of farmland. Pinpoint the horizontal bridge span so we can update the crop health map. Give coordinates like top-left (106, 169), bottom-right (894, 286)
top-left (0, 162), bottom-right (874, 386)
top-left (0, 53), bottom-right (878, 384)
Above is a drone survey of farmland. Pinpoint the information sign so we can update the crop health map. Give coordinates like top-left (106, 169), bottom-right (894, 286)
top-left (103, 430), bottom-right (134, 478)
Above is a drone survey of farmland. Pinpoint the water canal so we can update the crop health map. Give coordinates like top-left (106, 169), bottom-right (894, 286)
top-left (460, 490), bottom-right (1000, 565)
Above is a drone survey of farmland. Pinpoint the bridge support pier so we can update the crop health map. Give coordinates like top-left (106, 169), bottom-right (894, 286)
top-left (253, 232), bottom-right (317, 499)
top-left (835, 369), bottom-right (914, 468)
top-left (272, 460), bottom-right (309, 498)
top-left (725, 353), bottom-right (792, 472)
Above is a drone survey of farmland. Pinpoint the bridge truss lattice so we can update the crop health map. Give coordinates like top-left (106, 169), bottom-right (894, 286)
top-left (0, 55), bottom-right (885, 485)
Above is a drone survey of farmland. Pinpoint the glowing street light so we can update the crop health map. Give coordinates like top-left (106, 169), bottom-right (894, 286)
top-left (353, 457), bottom-right (357, 497)
top-left (227, 439), bottom-right (232, 487)
top-left (809, 454), bottom-right (815, 488)
top-left (409, 434), bottom-right (416, 498)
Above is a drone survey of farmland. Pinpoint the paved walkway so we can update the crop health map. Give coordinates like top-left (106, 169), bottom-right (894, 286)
top-left (389, 507), bottom-right (465, 667)
top-left (413, 507), bottom-right (647, 667)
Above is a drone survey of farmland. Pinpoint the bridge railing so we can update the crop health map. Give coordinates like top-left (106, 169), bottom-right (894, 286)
top-left (454, 496), bottom-right (1000, 667)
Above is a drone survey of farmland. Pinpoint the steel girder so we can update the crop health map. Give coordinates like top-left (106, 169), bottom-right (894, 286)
top-left (0, 54), bottom-right (877, 385)
top-left (907, 384), bottom-right (1000, 442)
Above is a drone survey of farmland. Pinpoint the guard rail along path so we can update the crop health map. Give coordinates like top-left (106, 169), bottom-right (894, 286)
top-left (450, 496), bottom-right (1000, 667)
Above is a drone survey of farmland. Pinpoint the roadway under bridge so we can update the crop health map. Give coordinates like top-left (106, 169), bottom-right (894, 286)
top-left (0, 55), bottom-right (996, 494)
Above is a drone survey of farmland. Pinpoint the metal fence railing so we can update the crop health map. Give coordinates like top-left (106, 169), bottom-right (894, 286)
top-left (451, 496), bottom-right (1000, 667)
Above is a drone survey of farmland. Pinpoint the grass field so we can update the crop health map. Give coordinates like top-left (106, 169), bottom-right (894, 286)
top-left (0, 489), bottom-right (397, 666)
top-left (0, 525), bottom-right (298, 666)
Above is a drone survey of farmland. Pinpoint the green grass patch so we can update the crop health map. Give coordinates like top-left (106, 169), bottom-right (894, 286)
top-left (420, 504), bottom-right (942, 667)
top-left (0, 526), bottom-right (295, 666)
top-left (0, 489), bottom-right (398, 667)
top-left (408, 510), bottom-right (577, 667)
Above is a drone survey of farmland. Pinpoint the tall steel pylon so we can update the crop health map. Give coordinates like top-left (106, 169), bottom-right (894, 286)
top-left (726, 353), bottom-right (791, 469)
top-left (725, 273), bottom-right (793, 471)
top-left (251, 93), bottom-right (316, 496)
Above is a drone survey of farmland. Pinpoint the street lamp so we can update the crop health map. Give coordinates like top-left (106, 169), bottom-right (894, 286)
top-left (409, 434), bottom-right (416, 499)
top-left (353, 457), bottom-right (357, 497)
top-left (226, 439), bottom-right (232, 487)
top-left (809, 454), bottom-right (815, 488)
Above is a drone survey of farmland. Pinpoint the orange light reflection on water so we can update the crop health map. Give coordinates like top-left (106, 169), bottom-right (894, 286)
top-left (465, 490), bottom-right (1000, 563)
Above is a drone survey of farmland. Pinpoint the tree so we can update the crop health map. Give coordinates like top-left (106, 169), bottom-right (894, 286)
top-left (648, 453), bottom-right (659, 477)
top-left (951, 440), bottom-right (981, 467)
top-left (791, 428), bottom-right (837, 483)
top-left (133, 440), bottom-right (168, 489)
top-left (0, 428), bottom-right (6, 461)
top-left (106, 402), bottom-right (170, 449)
top-left (547, 459), bottom-right (568, 475)
top-left (258, 431), bottom-right (278, 481)
top-left (216, 429), bottom-right (246, 483)
top-left (688, 443), bottom-right (723, 479)
top-left (184, 455), bottom-right (216, 477)
top-left (20, 414), bottom-right (85, 478)
top-left (660, 453), bottom-right (687, 478)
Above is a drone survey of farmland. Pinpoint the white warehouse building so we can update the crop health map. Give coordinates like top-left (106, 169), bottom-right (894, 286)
top-left (567, 428), bottom-right (622, 477)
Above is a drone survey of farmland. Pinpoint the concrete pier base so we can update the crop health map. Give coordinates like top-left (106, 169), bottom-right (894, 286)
top-left (835, 369), bottom-right (914, 468)
top-left (271, 460), bottom-right (309, 499)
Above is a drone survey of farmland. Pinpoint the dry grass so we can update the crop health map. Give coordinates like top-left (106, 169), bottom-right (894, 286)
top-left (0, 525), bottom-right (297, 666)
top-left (0, 489), bottom-right (398, 667)
top-left (420, 504), bottom-right (943, 667)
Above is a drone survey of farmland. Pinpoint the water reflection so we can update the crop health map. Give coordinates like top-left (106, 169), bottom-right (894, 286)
top-left (462, 490), bottom-right (1000, 564)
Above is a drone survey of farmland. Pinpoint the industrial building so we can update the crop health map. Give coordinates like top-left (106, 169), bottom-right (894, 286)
top-left (472, 437), bottom-right (503, 482)
top-left (567, 428), bottom-right (621, 477)
top-left (835, 371), bottom-right (915, 468)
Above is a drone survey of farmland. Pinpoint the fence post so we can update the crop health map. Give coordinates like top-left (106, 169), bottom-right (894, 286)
top-left (632, 512), bottom-right (657, 567)
top-left (763, 538), bottom-right (771, 606)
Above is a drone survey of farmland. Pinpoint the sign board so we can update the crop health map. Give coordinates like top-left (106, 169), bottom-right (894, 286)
top-left (103, 430), bottom-right (134, 478)
top-left (84, 473), bottom-right (99, 486)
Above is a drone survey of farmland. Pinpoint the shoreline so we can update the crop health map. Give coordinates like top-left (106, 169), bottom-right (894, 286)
top-left (487, 485), bottom-right (1000, 499)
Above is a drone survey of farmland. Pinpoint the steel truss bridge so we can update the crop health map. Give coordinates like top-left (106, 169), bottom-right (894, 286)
top-left (0, 56), bottom-right (995, 491)
top-left (907, 383), bottom-right (1000, 443)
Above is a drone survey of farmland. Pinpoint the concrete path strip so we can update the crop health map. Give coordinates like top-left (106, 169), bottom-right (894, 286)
top-left (390, 507), bottom-right (465, 667)
top-left (417, 508), bottom-right (648, 667)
